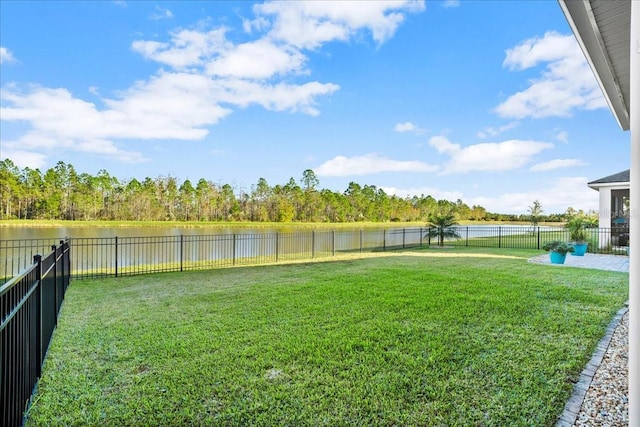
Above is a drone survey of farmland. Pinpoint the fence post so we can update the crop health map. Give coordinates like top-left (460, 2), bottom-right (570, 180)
top-left (180, 235), bottom-right (184, 272)
top-left (420, 227), bottom-right (423, 247)
top-left (66, 239), bottom-right (71, 286)
top-left (498, 227), bottom-right (502, 248)
top-left (115, 236), bottom-right (119, 278)
top-left (312, 231), bottom-right (315, 259)
top-left (275, 232), bottom-right (279, 263)
top-left (233, 234), bottom-right (237, 266)
top-left (332, 230), bottom-right (335, 256)
top-left (403, 228), bottom-right (406, 249)
top-left (59, 240), bottom-right (65, 290)
top-left (59, 240), bottom-right (65, 294)
top-left (537, 227), bottom-right (541, 250)
top-left (466, 227), bottom-right (469, 247)
top-left (59, 242), bottom-right (64, 306)
top-left (383, 229), bottom-right (386, 251)
top-left (34, 254), bottom-right (43, 375)
top-left (51, 244), bottom-right (58, 321)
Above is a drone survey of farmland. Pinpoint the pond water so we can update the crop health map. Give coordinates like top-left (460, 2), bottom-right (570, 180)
top-left (0, 223), bottom-right (560, 282)
top-left (0, 223), bottom-right (549, 241)
top-left (0, 224), bottom-right (425, 280)
top-left (1, 225), bottom-right (248, 240)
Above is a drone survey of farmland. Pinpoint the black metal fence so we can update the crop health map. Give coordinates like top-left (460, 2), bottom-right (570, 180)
top-left (0, 226), bottom-right (630, 283)
top-left (1, 239), bottom-right (64, 284)
top-left (67, 228), bottom-right (428, 280)
top-left (1, 240), bottom-right (71, 427)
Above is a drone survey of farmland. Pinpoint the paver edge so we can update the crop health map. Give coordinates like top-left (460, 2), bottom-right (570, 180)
top-left (555, 304), bottom-right (629, 426)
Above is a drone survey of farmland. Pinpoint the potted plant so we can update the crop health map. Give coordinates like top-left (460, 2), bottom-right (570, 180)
top-left (542, 240), bottom-right (575, 264)
top-left (565, 216), bottom-right (589, 256)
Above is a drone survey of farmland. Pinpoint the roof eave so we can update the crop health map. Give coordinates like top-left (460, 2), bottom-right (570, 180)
top-left (558, 0), bottom-right (630, 131)
top-left (587, 181), bottom-right (631, 190)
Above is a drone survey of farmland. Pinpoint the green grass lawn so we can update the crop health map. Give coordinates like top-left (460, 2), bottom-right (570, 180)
top-left (26, 247), bottom-right (628, 426)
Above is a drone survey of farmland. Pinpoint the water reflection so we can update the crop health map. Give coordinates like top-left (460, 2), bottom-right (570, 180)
top-left (1, 226), bottom-right (429, 281)
top-left (1, 224), bottom-right (561, 283)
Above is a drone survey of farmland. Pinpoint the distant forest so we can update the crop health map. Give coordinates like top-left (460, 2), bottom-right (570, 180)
top-left (1, 159), bottom-right (573, 223)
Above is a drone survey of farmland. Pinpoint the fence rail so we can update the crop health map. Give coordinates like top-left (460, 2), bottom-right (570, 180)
top-left (1, 240), bottom-right (70, 427)
top-left (0, 226), bottom-right (630, 283)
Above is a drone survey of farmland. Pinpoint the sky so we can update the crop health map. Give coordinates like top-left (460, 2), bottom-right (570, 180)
top-left (0, 0), bottom-right (631, 215)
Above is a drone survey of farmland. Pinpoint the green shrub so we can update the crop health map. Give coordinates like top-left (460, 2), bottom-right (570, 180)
top-left (541, 240), bottom-right (575, 254)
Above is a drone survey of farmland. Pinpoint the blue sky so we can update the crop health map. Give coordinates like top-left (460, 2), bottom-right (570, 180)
top-left (0, 0), bottom-right (630, 215)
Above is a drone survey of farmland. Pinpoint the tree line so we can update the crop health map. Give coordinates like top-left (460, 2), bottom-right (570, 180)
top-left (0, 159), bottom-right (573, 223)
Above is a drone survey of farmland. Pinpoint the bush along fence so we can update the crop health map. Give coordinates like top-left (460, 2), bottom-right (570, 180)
top-left (1, 240), bottom-right (70, 427)
top-left (0, 226), bottom-right (629, 283)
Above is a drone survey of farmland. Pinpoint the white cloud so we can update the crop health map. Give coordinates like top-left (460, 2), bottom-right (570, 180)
top-left (132, 28), bottom-right (230, 69)
top-left (0, 149), bottom-right (47, 169)
top-left (0, 75), bottom-right (223, 165)
top-left (495, 31), bottom-right (606, 119)
top-left (395, 122), bottom-right (416, 132)
top-left (442, 0), bottom-right (460, 8)
top-left (75, 139), bottom-right (149, 163)
top-left (502, 31), bottom-right (576, 71)
top-left (1, 131), bottom-right (148, 164)
top-left (1, 39), bottom-right (336, 162)
top-left (103, 72), bottom-right (232, 138)
top-left (467, 177), bottom-right (598, 214)
top-left (1, 78), bottom-right (227, 142)
top-left (476, 121), bottom-right (519, 139)
top-left (134, 30), bottom-right (307, 80)
top-left (0, 47), bottom-right (17, 64)
top-left (529, 158), bottom-right (587, 172)
top-left (252, 0), bottom-right (425, 49)
top-left (243, 16), bottom-right (270, 34)
top-left (382, 176), bottom-right (597, 214)
top-left (215, 78), bottom-right (339, 116)
top-left (1, 73), bottom-right (336, 144)
top-left (554, 130), bottom-right (569, 143)
top-left (428, 135), bottom-right (553, 174)
top-left (206, 40), bottom-right (307, 79)
top-left (150, 5), bottom-right (173, 20)
top-left (1, 132), bottom-right (70, 151)
top-left (2, 2), bottom-right (418, 166)
top-left (394, 121), bottom-right (425, 134)
top-left (123, 19), bottom-right (344, 116)
top-left (315, 153), bottom-right (438, 177)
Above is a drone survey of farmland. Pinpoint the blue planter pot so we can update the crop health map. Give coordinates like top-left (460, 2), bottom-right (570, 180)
top-left (549, 251), bottom-right (567, 264)
top-left (571, 243), bottom-right (588, 256)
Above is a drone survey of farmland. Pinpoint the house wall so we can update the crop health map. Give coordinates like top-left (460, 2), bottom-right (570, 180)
top-left (629, 2), bottom-right (639, 424)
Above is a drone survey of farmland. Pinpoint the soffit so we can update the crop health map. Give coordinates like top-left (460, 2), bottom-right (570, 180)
top-left (559, 0), bottom-right (631, 130)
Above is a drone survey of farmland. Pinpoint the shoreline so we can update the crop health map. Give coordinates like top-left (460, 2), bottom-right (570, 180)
top-left (0, 219), bottom-right (563, 228)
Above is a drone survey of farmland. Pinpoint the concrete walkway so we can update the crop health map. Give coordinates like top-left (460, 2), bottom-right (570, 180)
top-left (528, 253), bottom-right (629, 273)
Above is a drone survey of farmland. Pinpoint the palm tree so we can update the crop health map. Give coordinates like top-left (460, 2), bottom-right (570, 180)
top-left (426, 210), bottom-right (461, 246)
